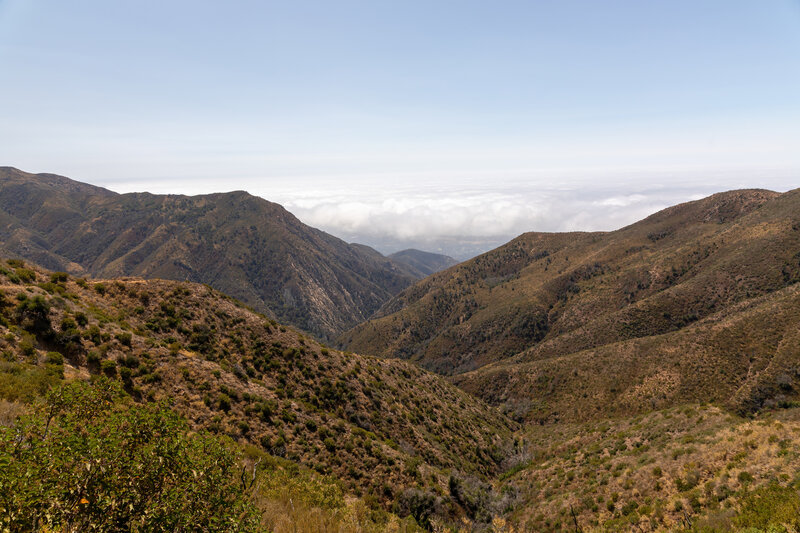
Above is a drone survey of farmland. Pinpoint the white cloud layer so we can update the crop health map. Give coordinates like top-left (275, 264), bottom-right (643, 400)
top-left (99, 170), bottom-right (798, 259)
top-left (263, 175), bottom-right (795, 258)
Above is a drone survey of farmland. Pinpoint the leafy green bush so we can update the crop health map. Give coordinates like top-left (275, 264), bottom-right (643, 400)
top-left (74, 312), bottom-right (89, 327)
top-left (15, 268), bottom-right (36, 283)
top-left (100, 359), bottom-right (117, 376)
top-left (116, 332), bottom-right (132, 347)
top-left (50, 272), bottom-right (69, 283)
top-left (218, 393), bottom-right (232, 412)
top-left (15, 295), bottom-right (51, 334)
top-left (394, 488), bottom-right (440, 529)
top-left (0, 379), bottom-right (258, 532)
top-left (0, 362), bottom-right (63, 402)
top-left (44, 351), bottom-right (64, 365)
top-left (734, 482), bottom-right (800, 531)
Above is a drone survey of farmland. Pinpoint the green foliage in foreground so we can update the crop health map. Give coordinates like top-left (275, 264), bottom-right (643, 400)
top-left (733, 482), bottom-right (800, 532)
top-left (689, 481), bottom-right (800, 533)
top-left (0, 378), bottom-right (258, 532)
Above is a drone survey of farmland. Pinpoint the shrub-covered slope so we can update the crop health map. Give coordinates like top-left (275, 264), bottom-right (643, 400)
top-left (500, 403), bottom-right (800, 532)
top-left (0, 166), bottom-right (416, 340)
top-left (0, 258), bottom-right (515, 522)
top-left (4, 261), bottom-right (800, 532)
top-left (455, 281), bottom-right (800, 423)
top-left (342, 189), bottom-right (799, 374)
top-left (341, 190), bottom-right (800, 420)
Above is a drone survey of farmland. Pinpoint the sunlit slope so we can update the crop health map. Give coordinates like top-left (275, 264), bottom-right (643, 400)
top-left (0, 167), bottom-right (417, 340)
top-left (0, 258), bottom-right (515, 507)
top-left (342, 189), bottom-right (798, 378)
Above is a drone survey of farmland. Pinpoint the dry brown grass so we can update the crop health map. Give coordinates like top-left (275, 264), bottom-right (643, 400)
top-left (0, 398), bottom-right (25, 426)
top-left (501, 404), bottom-right (800, 532)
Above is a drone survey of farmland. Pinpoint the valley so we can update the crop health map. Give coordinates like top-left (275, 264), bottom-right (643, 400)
top-left (1, 170), bottom-right (800, 532)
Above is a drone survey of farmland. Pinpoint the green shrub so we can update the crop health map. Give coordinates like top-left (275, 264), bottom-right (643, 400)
top-left (44, 352), bottom-right (64, 366)
top-left (0, 362), bottom-right (63, 402)
top-left (119, 366), bottom-right (132, 382)
top-left (119, 354), bottom-right (140, 368)
top-left (116, 332), bottom-right (132, 347)
top-left (734, 482), bottom-right (800, 530)
top-left (50, 272), bottom-right (69, 283)
top-left (0, 379), bottom-right (257, 531)
top-left (18, 338), bottom-right (36, 357)
top-left (394, 488), bottom-right (439, 529)
top-left (16, 268), bottom-right (36, 283)
top-left (15, 295), bottom-right (51, 334)
top-left (738, 471), bottom-right (755, 486)
top-left (218, 393), bottom-right (232, 412)
top-left (100, 359), bottom-right (117, 376)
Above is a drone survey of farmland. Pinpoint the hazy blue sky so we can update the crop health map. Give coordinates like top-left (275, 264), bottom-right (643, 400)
top-left (1, 1), bottom-right (799, 256)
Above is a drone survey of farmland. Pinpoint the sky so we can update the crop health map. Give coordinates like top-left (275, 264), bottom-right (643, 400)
top-left (1, 1), bottom-right (799, 258)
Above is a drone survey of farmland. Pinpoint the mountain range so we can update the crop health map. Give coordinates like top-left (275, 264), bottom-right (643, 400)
top-left (0, 167), bottom-right (455, 341)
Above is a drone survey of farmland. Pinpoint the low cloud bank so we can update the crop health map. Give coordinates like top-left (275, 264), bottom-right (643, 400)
top-left (102, 171), bottom-right (795, 260)
top-left (272, 184), bottom-right (717, 258)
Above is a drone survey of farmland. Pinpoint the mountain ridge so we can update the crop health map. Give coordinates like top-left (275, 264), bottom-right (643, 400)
top-left (388, 248), bottom-right (459, 278)
top-left (0, 167), bottom-right (422, 340)
top-left (340, 188), bottom-right (800, 421)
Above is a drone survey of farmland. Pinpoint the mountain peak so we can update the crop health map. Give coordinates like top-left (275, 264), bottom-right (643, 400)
top-left (640, 188), bottom-right (779, 227)
top-left (0, 168), bottom-right (416, 340)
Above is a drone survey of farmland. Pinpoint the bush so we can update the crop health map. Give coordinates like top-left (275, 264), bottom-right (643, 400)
top-left (74, 313), bottom-right (88, 328)
top-left (15, 295), bottom-right (51, 334)
top-left (50, 272), bottom-right (69, 283)
top-left (738, 471), bottom-right (755, 486)
top-left (119, 366), bottom-right (132, 382)
top-left (218, 393), bottom-right (232, 412)
top-left (115, 332), bottom-right (132, 347)
top-left (449, 474), bottom-right (494, 523)
top-left (0, 379), bottom-right (258, 531)
top-left (100, 359), bottom-right (117, 376)
top-left (0, 362), bottom-right (63, 402)
top-left (735, 482), bottom-right (800, 530)
top-left (119, 354), bottom-right (140, 369)
top-left (16, 268), bottom-right (36, 283)
top-left (44, 352), bottom-right (64, 366)
top-left (395, 488), bottom-right (440, 529)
